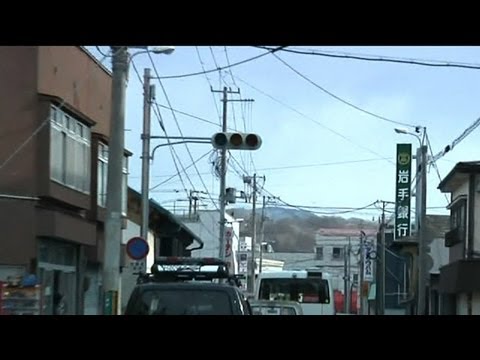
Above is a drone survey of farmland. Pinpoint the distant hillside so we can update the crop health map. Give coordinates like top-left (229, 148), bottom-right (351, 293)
top-left (227, 206), bottom-right (377, 252)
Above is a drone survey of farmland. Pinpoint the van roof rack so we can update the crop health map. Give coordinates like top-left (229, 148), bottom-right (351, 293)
top-left (136, 257), bottom-right (244, 286)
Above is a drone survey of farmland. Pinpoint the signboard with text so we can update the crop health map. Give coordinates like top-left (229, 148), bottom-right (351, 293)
top-left (363, 237), bottom-right (376, 282)
top-left (395, 143), bottom-right (412, 240)
top-left (225, 227), bottom-right (233, 257)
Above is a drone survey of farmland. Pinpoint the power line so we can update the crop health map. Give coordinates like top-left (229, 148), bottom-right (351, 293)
top-left (425, 133), bottom-right (450, 205)
top-left (223, 46), bottom-right (249, 172)
top-left (233, 75), bottom-right (395, 165)
top-left (154, 102), bottom-right (239, 131)
top-left (133, 155), bottom-right (393, 180)
top-left (224, 46), bottom-right (238, 88)
top-left (277, 200), bottom-right (379, 215)
top-left (157, 46), bottom-right (286, 80)
top-left (149, 150), bottom-right (213, 191)
top-left (270, 52), bottom-right (418, 129)
top-left (258, 46), bottom-right (480, 71)
top-left (95, 46), bottom-right (110, 58)
top-left (430, 116), bottom-right (480, 163)
top-left (0, 48), bottom-right (115, 172)
top-left (195, 46), bottom-right (222, 126)
top-left (258, 157), bottom-right (392, 171)
top-left (131, 60), bottom-right (192, 196)
top-left (230, 153), bottom-right (379, 216)
top-left (147, 52), bottom-right (220, 212)
top-left (151, 105), bottom-right (193, 194)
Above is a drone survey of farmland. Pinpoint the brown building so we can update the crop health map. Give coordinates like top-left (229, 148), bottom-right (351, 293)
top-left (0, 46), bottom-right (123, 315)
top-left (0, 46), bottom-right (205, 315)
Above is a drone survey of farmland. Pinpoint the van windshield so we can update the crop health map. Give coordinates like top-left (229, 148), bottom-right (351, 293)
top-left (259, 278), bottom-right (330, 304)
top-left (133, 289), bottom-right (233, 315)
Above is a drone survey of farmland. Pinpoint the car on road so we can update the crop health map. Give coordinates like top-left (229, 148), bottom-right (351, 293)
top-left (124, 257), bottom-right (253, 315)
top-left (250, 300), bottom-right (304, 315)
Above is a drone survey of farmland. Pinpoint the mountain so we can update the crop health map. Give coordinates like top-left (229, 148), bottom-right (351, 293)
top-left (227, 206), bottom-right (377, 252)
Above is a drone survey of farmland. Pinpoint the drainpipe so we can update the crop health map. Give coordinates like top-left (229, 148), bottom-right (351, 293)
top-left (467, 174), bottom-right (476, 315)
top-left (467, 174), bottom-right (475, 258)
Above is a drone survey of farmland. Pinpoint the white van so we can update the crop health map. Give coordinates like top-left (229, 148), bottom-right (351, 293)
top-left (254, 268), bottom-right (335, 315)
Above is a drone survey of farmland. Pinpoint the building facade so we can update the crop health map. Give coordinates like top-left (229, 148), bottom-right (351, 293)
top-left (183, 210), bottom-right (241, 274)
top-left (438, 161), bottom-right (480, 315)
top-left (0, 46), bottom-right (124, 315)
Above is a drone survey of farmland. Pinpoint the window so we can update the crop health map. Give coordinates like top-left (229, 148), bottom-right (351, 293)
top-left (50, 105), bottom-right (91, 193)
top-left (315, 247), bottom-right (323, 260)
top-left (332, 247), bottom-right (344, 260)
top-left (97, 142), bottom-right (128, 216)
top-left (132, 289), bottom-right (233, 315)
top-left (258, 278), bottom-right (330, 304)
top-left (451, 199), bottom-right (467, 242)
top-left (353, 274), bottom-right (359, 285)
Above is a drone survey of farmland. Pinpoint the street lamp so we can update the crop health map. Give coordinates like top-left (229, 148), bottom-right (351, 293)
top-left (394, 126), bottom-right (428, 315)
top-left (126, 47), bottom-right (175, 69)
top-left (394, 128), bottom-right (422, 147)
top-left (151, 46), bottom-right (175, 55)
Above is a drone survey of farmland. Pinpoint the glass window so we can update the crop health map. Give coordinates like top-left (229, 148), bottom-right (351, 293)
top-left (132, 290), bottom-right (232, 315)
top-left (49, 104), bottom-right (91, 193)
top-left (332, 247), bottom-right (344, 260)
top-left (259, 278), bottom-right (329, 304)
top-left (96, 142), bottom-right (128, 213)
top-left (50, 125), bottom-right (64, 183)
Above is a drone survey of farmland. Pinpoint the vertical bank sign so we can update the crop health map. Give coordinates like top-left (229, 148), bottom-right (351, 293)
top-left (395, 143), bottom-right (412, 240)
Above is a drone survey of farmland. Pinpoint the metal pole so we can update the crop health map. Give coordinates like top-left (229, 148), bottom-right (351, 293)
top-left (344, 243), bottom-right (349, 313)
top-left (218, 87), bottom-right (228, 261)
top-left (248, 174), bottom-right (257, 293)
top-left (103, 46), bottom-right (129, 315)
top-left (380, 202), bottom-right (386, 315)
top-left (140, 68), bottom-right (152, 270)
top-left (259, 195), bottom-right (266, 273)
top-left (418, 145), bottom-right (428, 315)
top-left (359, 233), bottom-right (365, 315)
top-left (346, 238), bottom-right (352, 313)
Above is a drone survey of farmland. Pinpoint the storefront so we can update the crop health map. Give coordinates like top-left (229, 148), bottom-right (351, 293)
top-left (37, 238), bottom-right (79, 315)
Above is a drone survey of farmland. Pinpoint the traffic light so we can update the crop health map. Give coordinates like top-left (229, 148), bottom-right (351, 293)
top-left (211, 132), bottom-right (262, 151)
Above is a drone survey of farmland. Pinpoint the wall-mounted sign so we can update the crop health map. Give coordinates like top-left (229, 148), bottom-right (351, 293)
top-left (395, 143), bottom-right (412, 240)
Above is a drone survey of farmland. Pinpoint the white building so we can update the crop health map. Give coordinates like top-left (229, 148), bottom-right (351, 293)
top-left (183, 210), bottom-right (242, 274)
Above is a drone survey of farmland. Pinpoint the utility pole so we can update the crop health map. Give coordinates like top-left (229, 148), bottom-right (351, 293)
top-left (359, 231), bottom-right (365, 315)
top-left (343, 238), bottom-right (352, 314)
top-left (417, 145), bottom-right (428, 315)
top-left (188, 190), bottom-right (193, 218)
top-left (259, 195), bottom-right (266, 273)
top-left (140, 68), bottom-right (154, 271)
top-left (249, 173), bottom-right (258, 293)
top-left (211, 86), bottom-right (240, 261)
top-left (344, 242), bottom-right (350, 314)
top-left (376, 201), bottom-right (386, 315)
top-left (211, 87), bottom-right (254, 262)
top-left (103, 46), bottom-right (129, 315)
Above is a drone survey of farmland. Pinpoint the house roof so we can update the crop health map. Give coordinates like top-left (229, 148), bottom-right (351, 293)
top-left (128, 188), bottom-right (203, 248)
top-left (438, 161), bottom-right (480, 193)
top-left (316, 228), bottom-right (377, 237)
top-left (425, 215), bottom-right (450, 239)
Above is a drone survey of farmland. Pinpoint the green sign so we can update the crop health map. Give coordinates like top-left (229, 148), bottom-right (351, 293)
top-left (395, 143), bottom-right (412, 239)
top-left (103, 290), bottom-right (118, 315)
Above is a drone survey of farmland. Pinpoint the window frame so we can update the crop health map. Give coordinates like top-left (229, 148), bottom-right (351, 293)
top-left (49, 104), bottom-right (91, 194)
top-left (97, 141), bottom-right (128, 216)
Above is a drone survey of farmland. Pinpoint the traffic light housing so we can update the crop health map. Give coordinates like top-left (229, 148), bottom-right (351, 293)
top-left (211, 132), bottom-right (262, 151)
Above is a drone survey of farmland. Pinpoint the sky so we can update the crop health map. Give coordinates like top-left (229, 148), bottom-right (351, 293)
top-left (87, 46), bottom-right (480, 221)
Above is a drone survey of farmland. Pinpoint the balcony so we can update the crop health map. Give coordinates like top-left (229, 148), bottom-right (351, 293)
top-left (439, 259), bottom-right (480, 294)
top-left (444, 227), bottom-right (461, 247)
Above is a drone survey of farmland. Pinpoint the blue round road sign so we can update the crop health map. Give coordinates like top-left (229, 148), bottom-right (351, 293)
top-left (126, 237), bottom-right (149, 260)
